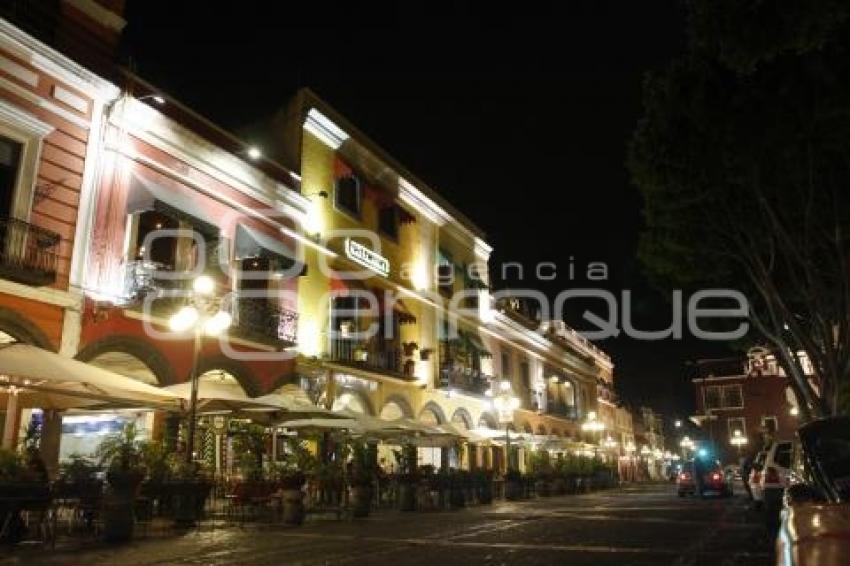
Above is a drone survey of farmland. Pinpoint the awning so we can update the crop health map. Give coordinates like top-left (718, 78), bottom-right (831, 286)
top-left (0, 344), bottom-right (181, 410)
top-left (373, 290), bottom-right (416, 325)
top-left (126, 173), bottom-right (219, 238)
top-left (234, 222), bottom-right (304, 274)
top-left (460, 329), bottom-right (491, 358)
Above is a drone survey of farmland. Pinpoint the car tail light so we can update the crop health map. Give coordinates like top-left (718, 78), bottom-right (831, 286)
top-left (765, 466), bottom-right (780, 484)
top-left (679, 473), bottom-right (690, 481)
top-left (752, 470), bottom-right (761, 483)
top-left (711, 472), bottom-right (721, 481)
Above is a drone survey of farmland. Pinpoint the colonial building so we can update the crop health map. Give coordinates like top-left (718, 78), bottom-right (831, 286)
top-left (0, 14), bottom-right (119, 460)
top-left (691, 347), bottom-right (803, 465)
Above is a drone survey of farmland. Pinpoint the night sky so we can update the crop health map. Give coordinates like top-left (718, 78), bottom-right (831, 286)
top-left (121, 1), bottom-right (732, 416)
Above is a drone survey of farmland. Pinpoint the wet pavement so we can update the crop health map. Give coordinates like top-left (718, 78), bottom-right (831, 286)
top-left (0, 483), bottom-right (774, 565)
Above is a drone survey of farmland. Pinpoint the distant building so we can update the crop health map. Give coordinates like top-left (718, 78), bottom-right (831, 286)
top-left (633, 406), bottom-right (665, 480)
top-left (691, 347), bottom-right (804, 465)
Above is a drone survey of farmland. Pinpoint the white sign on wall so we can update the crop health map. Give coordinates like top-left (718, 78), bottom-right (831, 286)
top-left (345, 238), bottom-right (390, 277)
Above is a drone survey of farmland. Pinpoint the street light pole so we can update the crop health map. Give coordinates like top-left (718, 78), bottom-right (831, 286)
top-left (170, 275), bottom-right (232, 465)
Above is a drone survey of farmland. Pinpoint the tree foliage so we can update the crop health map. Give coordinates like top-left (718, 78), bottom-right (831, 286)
top-left (629, 0), bottom-right (850, 417)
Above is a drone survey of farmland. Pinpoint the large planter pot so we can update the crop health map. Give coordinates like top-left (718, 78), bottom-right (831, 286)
top-left (476, 481), bottom-right (493, 504)
top-left (397, 481), bottom-right (417, 511)
top-left (171, 480), bottom-right (211, 527)
top-left (350, 485), bottom-right (372, 518)
top-left (535, 479), bottom-right (551, 497)
top-left (103, 470), bottom-right (144, 542)
top-left (550, 477), bottom-right (566, 496)
top-left (504, 479), bottom-right (523, 501)
top-left (281, 488), bottom-right (306, 525)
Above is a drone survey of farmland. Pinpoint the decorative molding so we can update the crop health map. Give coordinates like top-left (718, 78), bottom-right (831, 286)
top-left (111, 98), bottom-right (307, 219)
top-left (0, 54), bottom-right (38, 87)
top-left (63, 0), bottom-right (127, 33)
top-left (0, 75), bottom-right (90, 129)
top-left (0, 98), bottom-right (54, 137)
top-left (304, 108), bottom-right (349, 149)
top-left (398, 177), bottom-right (450, 226)
top-left (0, 278), bottom-right (81, 309)
top-left (52, 84), bottom-right (89, 114)
top-left (0, 18), bottom-right (119, 99)
top-left (474, 237), bottom-right (493, 261)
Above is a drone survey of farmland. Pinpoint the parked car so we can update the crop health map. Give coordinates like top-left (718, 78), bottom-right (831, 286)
top-left (759, 440), bottom-right (794, 524)
top-left (677, 461), bottom-right (696, 496)
top-left (678, 457), bottom-right (733, 498)
top-left (694, 456), bottom-right (733, 497)
top-left (776, 416), bottom-right (850, 566)
top-left (749, 450), bottom-right (767, 505)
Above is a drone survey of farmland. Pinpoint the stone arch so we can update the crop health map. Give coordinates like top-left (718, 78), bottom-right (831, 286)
top-left (520, 421), bottom-right (533, 434)
top-left (536, 424), bottom-right (548, 436)
top-left (477, 412), bottom-right (498, 430)
top-left (76, 334), bottom-right (175, 385)
top-left (0, 306), bottom-right (55, 350)
top-left (380, 395), bottom-right (414, 420)
top-left (450, 408), bottom-right (473, 430)
top-left (196, 356), bottom-right (261, 397)
top-left (333, 389), bottom-right (375, 416)
top-left (418, 401), bottom-right (447, 425)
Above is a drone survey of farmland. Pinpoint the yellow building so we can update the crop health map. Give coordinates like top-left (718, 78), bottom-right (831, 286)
top-left (276, 89), bottom-right (618, 472)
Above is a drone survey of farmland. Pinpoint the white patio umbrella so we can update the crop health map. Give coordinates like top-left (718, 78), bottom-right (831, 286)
top-left (0, 344), bottom-right (182, 409)
top-left (162, 381), bottom-right (280, 414)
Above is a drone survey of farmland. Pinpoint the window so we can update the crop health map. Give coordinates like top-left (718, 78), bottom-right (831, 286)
top-left (501, 351), bottom-right (512, 378)
top-left (378, 205), bottom-right (399, 240)
top-left (704, 385), bottom-right (721, 410)
top-left (762, 416), bottom-right (778, 434)
top-left (0, 136), bottom-right (22, 218)
top-left (520, 361), bottom-right (530, 390)
top-left (774, 442), bottom-right (792, 469)
top-left (334, 175), bottom-right (361, 216)
top-left (727, 417), bottom-right (746, 437)
top-left (437, 248), bottom-right (453, 296)
top-left (722, 384), bottom-right (744, 408)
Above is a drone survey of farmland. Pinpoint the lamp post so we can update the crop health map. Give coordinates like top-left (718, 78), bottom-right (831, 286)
top-left (581, 411), bottom-right (605, 456)
top-left (679, 435), bottom-right (695, 460)
top-left (730, 429), bottom-right (748, 458)
top-left (169, 275), bottom-right (232, 464)
top-left (493, 379), bottom-right (520, 471)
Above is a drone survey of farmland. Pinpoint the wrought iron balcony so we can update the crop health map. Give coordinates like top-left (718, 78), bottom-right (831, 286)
top-left (546, 400), bottom-right (579, 420)
top-left (329, 338), bottom-right (412, 379)
top-left (233, 296), bottom-right (298, 347)
top-left (0, 217), bottom-right (60, 286)
top-left (439, 364), bottom-right (491, 395)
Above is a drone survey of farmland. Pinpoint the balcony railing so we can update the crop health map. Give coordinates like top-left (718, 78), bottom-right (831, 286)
top-left (0, 217), bottom-right (60, 286)
top-left (233, 297), bottom-right (298, 346)
top-left (546, 401), bottom-right (579, 420)
top-left (439, 364), bottom-right (491, 395)
top-left (329, 338), bottom-right (411, 378)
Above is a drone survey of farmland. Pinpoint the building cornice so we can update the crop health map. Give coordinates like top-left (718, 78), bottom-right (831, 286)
top-left (304, 108), bottom-right (349, 150)
top-left (0, 18), bottom-right (120, 99)
top-left (0, 98), bottom-right (54, 137)
top-left (63, 0), bottom-right (127, 33)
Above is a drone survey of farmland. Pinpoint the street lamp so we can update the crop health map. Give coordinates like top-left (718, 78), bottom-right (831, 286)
top-left (674, 419), bottom-right (682, 428)
top-left (730, 429), bottom-right (748, 457)
top-left (169, 275), bottom-right (232, 463)
top-left (492, 379), bottom-right (520, 470)
top-left (679, 435), bottom-right (694, 459)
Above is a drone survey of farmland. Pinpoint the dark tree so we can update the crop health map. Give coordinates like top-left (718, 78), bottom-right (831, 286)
top-left (629, 0), bottom-right (850, 418)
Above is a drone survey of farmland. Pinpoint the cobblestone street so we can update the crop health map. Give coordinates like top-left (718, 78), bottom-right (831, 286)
top-left (0, 484), bottom-right (774, 565)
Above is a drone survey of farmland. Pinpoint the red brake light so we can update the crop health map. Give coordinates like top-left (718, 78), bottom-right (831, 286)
top-left (711, 472), bottom-right (721, 481)
top-left (765, 466), bottom-right (780, 484)
top-left (679, 473), bottom-right (690, 481)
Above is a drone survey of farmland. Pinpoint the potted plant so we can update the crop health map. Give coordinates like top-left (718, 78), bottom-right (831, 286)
top-left (0, 447), bottom-right (49, 543)
top-left (528, 449), bottom-right (552, 497)
top-left (392, 442), bottom-right (419, 511)
top-left (348, 439), bottom-right (376, 518)
top-left (504, 468), bottom-right (524, 500)
top-left (169, 460), bottom-right (211, 527)
top-left (56, 453), bottom-right (102, 527)
top-left (550, 458), bottom-right (567, 495)
top-left (471, 469), bottom-right (493, 504)
top-left (96, 423), bottom-right (146, 542)
top-left (448, 469), bottom-right (469, 508)
top-left (276, 438), bottom-right (315, 526)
